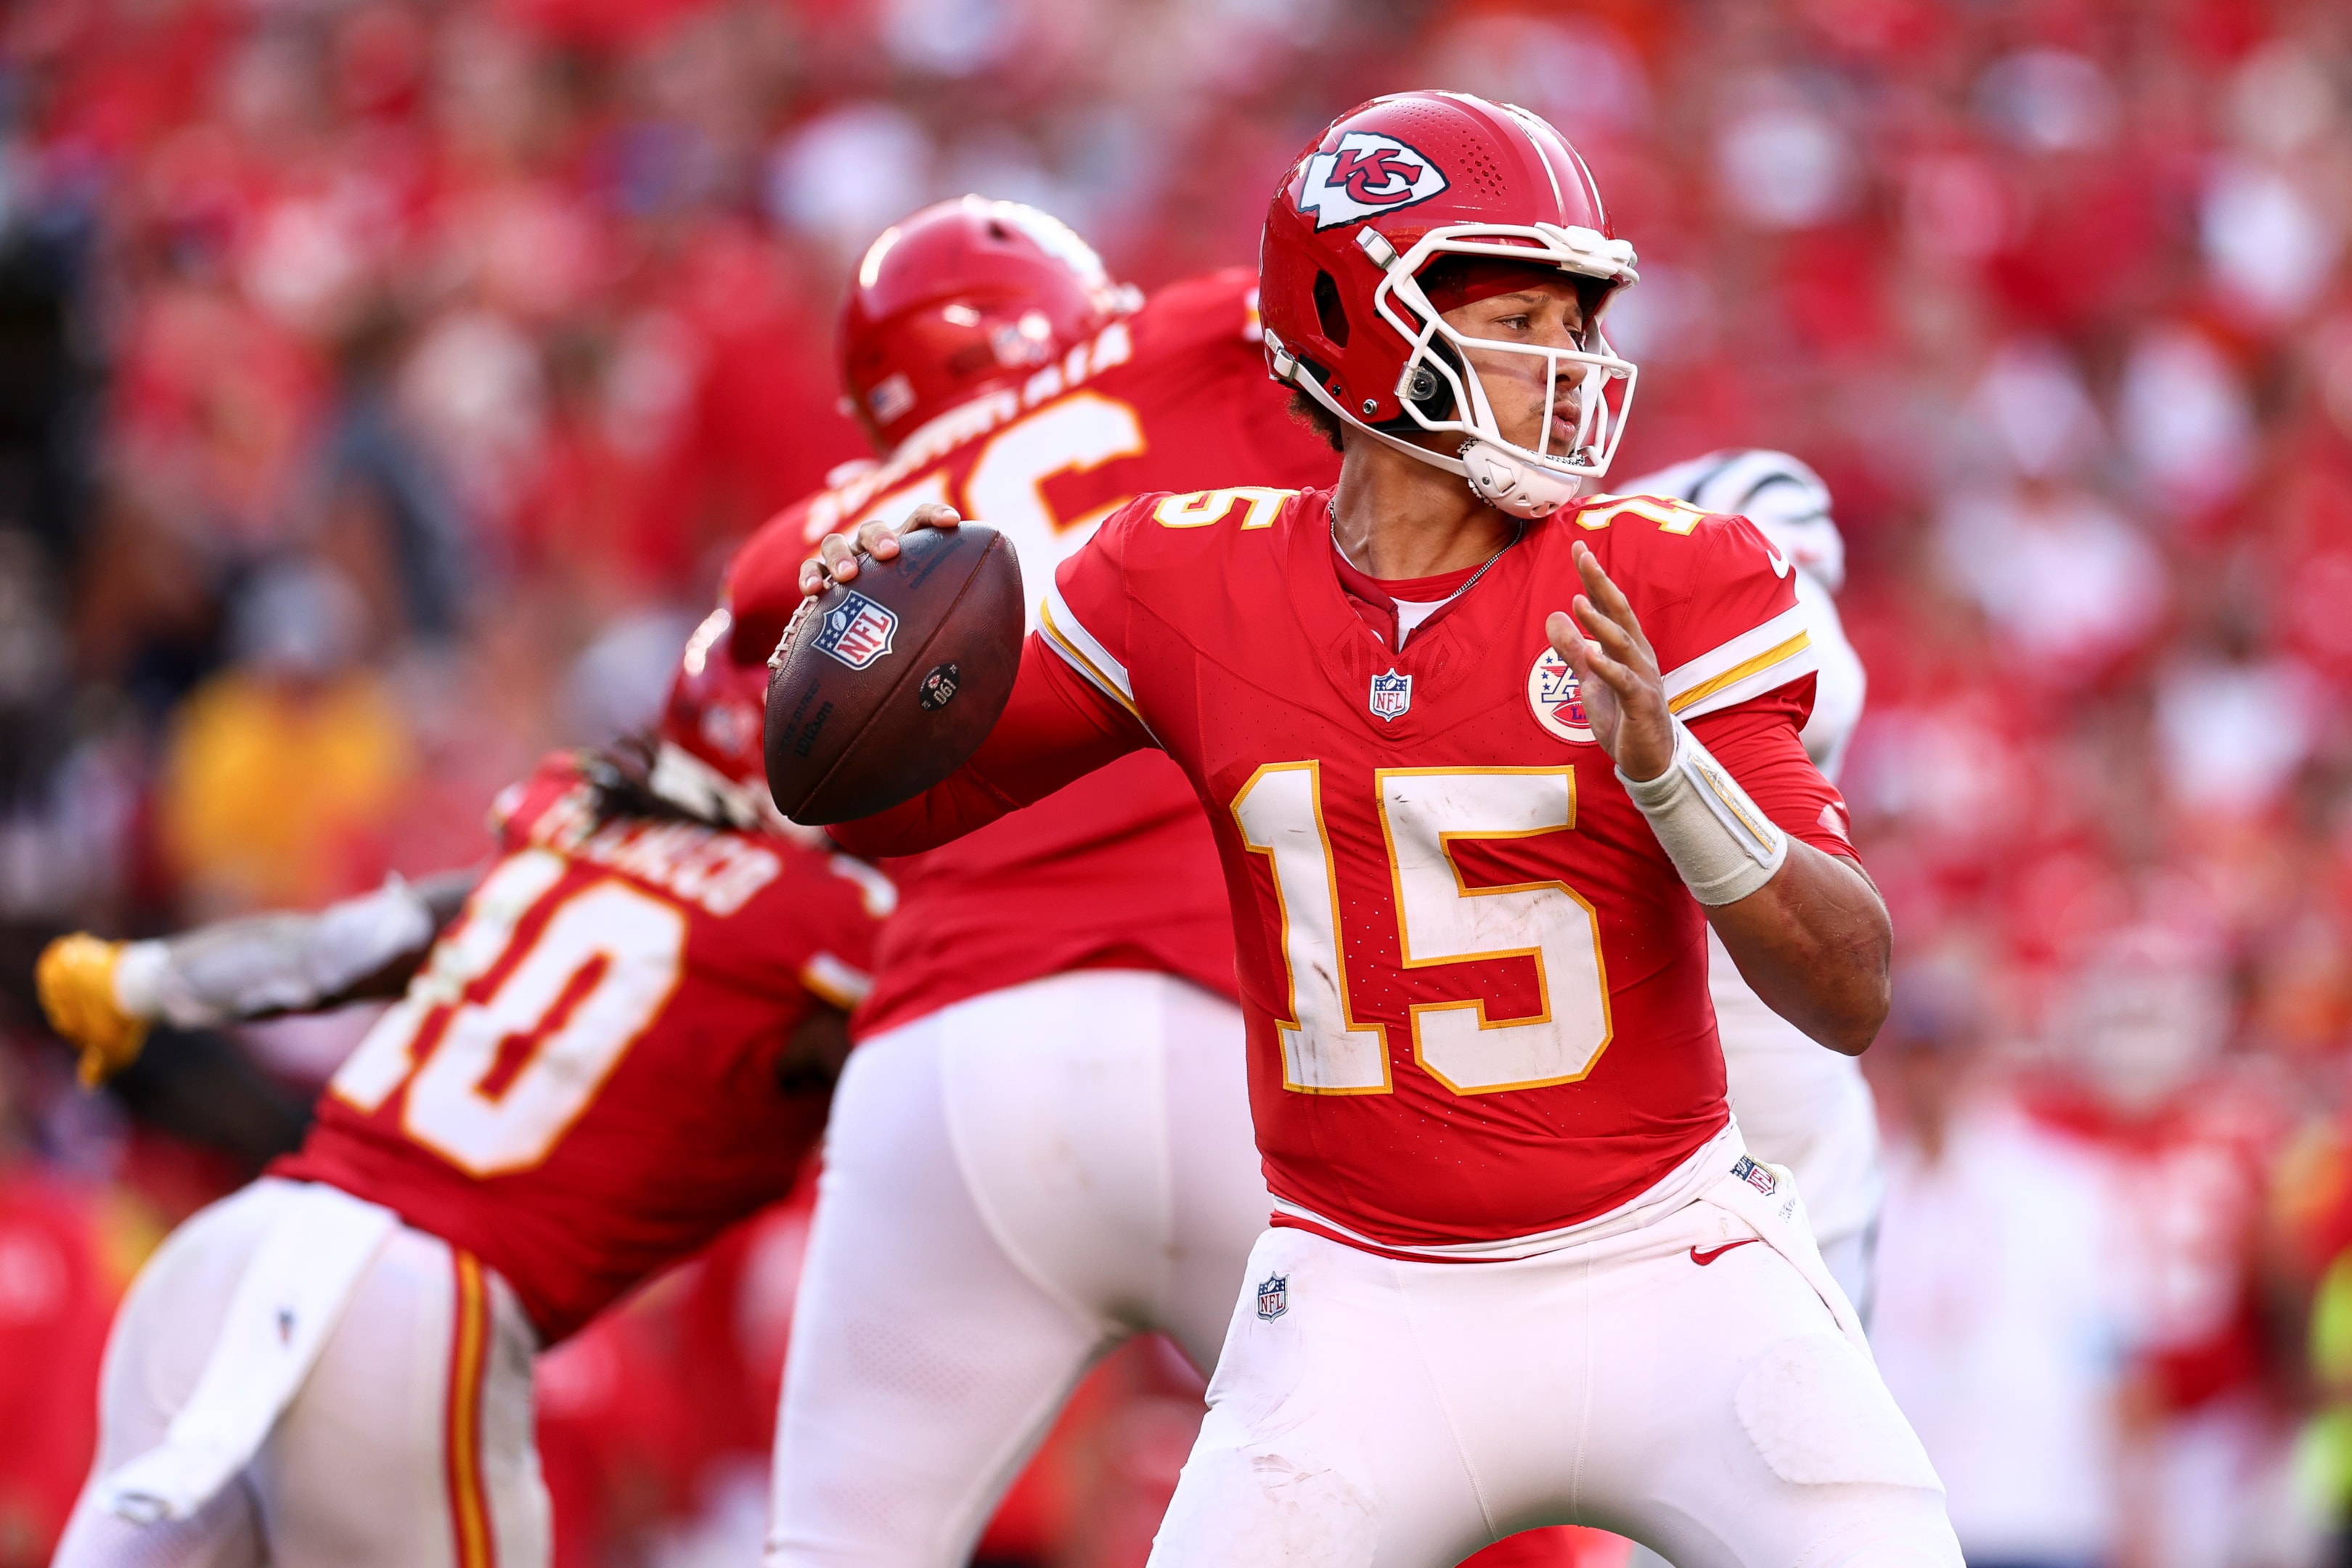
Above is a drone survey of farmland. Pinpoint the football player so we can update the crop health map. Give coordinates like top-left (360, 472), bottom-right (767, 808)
top-left (1617, 449), bottom-right (1882, 1312)
top-left (719, 195), bottom-right (1341, 1568)
top-left (39, 622), bottom-right (886, 1568)
top-left (799, 94), bottom-right (1959, 1566)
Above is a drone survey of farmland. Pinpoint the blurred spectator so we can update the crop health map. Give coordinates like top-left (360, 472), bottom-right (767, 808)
top-left (1871, 968), bottom-right (2136, 1568)
top-left (0, 1037), bottom-right (139, 1568)
top-left (155, 558), bottom-right (412, 916)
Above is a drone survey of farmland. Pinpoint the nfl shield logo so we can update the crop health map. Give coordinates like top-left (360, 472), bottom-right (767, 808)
top-left (812, 591), bottom-right (899, 670)
top-left (1255, 1273), bottom-right (1289, 1321)
top-left (1732, 1156), bottom-right (1778, 1196)
top-left (1368, 669), bottom-right (1412, 722)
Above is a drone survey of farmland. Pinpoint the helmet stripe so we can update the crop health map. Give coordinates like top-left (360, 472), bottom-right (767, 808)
top-left (1504, 108), bottom-right (1567, 223)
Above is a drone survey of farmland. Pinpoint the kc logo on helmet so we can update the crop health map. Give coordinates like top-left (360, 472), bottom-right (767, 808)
top-left (1298, 132), bottom-right (1450, 229)
top-left (812, 591), bottom-right (899, 671)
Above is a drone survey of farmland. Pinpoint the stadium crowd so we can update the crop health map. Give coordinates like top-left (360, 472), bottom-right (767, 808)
top-left (2, 0), bottom-right (2352, 1564)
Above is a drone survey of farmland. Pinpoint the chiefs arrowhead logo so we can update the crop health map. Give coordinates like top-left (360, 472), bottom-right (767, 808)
top-left (1297, 133), bottom-right (1449, 230)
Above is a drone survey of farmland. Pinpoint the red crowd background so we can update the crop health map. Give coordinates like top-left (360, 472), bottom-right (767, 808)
top-left (4, 1), bottom-right (2352, 1565)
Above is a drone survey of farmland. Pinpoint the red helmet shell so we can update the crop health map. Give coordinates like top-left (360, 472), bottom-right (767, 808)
top-left (659, 607), bottom-right (769, 792)
top-left (1260, 93), bottom-right (1626, 428)
top-left (840, 197), bottom-right (1130, 452)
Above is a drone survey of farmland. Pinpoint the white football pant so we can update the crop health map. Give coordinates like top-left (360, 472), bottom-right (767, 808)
top-left (1152, 1202), bottom-right (1960, 1568)
top-left (766, 969), bottom-right (1267, 1568)
top-left (54, 1178), bottom-right (547, 1568)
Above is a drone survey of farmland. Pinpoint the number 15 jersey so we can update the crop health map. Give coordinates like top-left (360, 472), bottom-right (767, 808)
top-left (844, 486), bottom-right (1858, 1254)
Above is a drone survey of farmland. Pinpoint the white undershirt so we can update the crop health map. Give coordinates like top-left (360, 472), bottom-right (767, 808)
top-left (1392, 597), bottom-right (1450, 644)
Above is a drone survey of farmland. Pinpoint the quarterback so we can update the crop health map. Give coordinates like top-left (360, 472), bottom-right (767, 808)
top-left (40, 629), bottom-right (884, 1568)
top-left (802, 94), bottom-right (1957, 1566)
top-left (720, 197), bottom-right (1339, 1568)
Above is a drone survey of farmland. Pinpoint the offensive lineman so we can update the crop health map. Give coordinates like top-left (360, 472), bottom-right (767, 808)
top-left (719, 196), bottom-right (1341, 1568)
top-left (40, 627), bottom-right (884, 1568)
top-left (800, 94), bottom-right (1957, 1567)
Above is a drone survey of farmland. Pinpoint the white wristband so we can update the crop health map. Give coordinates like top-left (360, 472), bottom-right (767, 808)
top-left (1617, 719), bottom-right (1789, 906)
top-left (111, 941), bottom-right (169, 1021)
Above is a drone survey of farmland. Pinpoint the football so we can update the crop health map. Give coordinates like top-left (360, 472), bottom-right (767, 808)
top-left (763, 523), bottom-right (1024, 825)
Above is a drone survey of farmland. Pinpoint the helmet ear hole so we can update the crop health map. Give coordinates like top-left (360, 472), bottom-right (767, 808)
top-left (1312, 271), bottom-right (1349, 347)
top-left (1403, 336), bottom-right (1462, 422)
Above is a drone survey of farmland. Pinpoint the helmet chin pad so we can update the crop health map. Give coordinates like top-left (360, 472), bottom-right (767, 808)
top-left (1459, 438), bottom-right (1583, 520)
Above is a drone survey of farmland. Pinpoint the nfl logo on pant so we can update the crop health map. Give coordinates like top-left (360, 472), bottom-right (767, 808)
top-left (812, 591), bottom-right (899, 670)
top-left (1732, 1155), bottom-right (1778, 1196)
top-left (1256, 1273), bottom-right (1288, 1320)
top-left (1368, 669), bottom-right (1412, 722)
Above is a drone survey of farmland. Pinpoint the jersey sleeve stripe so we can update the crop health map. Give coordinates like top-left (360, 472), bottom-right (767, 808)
top-left (1663, 605), bottom-right (1818, 720)
top-left (799, 952), bottom-right (872, 1009)
top-left (1039, 584), bottom-right (1139, 716)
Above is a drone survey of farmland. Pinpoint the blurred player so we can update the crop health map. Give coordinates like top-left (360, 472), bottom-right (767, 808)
top-left (2041, 928), bottom-right (2290, 1568)
top-left (720, 195), bottom-right (1340, 1568)
top-left (805, 93), bottom-right (1956, 1566)
top-left (1619, 449), bottom-right (1882, 1310)
top-left (38, 624), bottom-right (886, 1568)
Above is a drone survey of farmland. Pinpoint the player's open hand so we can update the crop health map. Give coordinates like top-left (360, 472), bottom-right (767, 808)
top-left (1545, 542), bottom-right (1676, 783)
top-left (799, 503), bottom-right (965, 597)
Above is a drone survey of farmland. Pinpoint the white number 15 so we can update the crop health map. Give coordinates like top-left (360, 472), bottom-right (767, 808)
top-left (1231, 766), bottom-right (1611, 1097)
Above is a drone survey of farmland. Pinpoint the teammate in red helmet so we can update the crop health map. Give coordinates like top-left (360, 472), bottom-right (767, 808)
top-left (41, 620), bottom-right (888, 1568)
top-left (803, 93), bottom-right (1960, 1567)
top-left (837, 195), bottom-right (1140, 453)
top-left (722, 195), bottom-right (1338, 1568)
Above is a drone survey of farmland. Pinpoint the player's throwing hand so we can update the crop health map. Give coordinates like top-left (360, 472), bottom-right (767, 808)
top-left (1545, 539), bottom-right (1676, 782)
top-left (799, 502), bottom-right (965, 595)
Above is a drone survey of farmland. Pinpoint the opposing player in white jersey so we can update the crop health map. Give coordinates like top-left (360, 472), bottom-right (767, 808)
top-left (719, 198), bottom-right (1340, 1568)
top-left (1620, 449), bottom-right (1882, 1310)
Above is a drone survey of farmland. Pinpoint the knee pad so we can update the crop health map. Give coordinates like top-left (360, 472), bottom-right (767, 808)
top-left (1735, 1334), bottom-right (1940, 1490)
top-left (1150, 1440), bottom-right (1379, 1568)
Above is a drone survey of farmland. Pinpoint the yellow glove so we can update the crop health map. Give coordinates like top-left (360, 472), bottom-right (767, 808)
top-left (35, 934), bottom-right (150, 1088)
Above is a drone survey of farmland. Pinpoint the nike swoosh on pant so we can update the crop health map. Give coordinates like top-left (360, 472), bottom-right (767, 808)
top-left (1689, 1238), bottom-right (1763, 1266)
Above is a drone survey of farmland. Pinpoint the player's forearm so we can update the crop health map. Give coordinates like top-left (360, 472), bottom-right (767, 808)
top-left (829, 632), bottom-right (1151, 855)
top-left (119, 870), bottom-right (478, 1028)
top-left (826, 765), bottom-right (1025, 856)
top-left (1707, 844), bottom-right (1890, 1055)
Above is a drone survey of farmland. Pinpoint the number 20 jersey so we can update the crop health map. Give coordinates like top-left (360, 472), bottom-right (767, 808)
top-left (274, 756), bottom-right (888, 1343)
top-left (724, 269), bottom-right (1339, 1037)
top-left (1037, 488), bottom-right (1858, 1252)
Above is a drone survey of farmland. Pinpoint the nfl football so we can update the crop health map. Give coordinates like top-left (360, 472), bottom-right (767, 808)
top-left (763, 523), bottom-right (1024, 825)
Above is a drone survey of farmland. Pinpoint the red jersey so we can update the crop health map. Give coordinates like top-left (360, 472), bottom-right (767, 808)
top-left (724, 269), bottom-right (1338, 1037)
top-left (276, 756), bottom-right (887, 1342)
top-left (838, 488), bottom-right (1854, 1251)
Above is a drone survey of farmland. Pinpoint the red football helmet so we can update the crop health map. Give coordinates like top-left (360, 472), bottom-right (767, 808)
top-left (1259, 92), bottom-right (1640, 518)
top-left (653, 606), bottom-right (779, 830)
top-left (840, 197), bottom-right (1139, 453)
